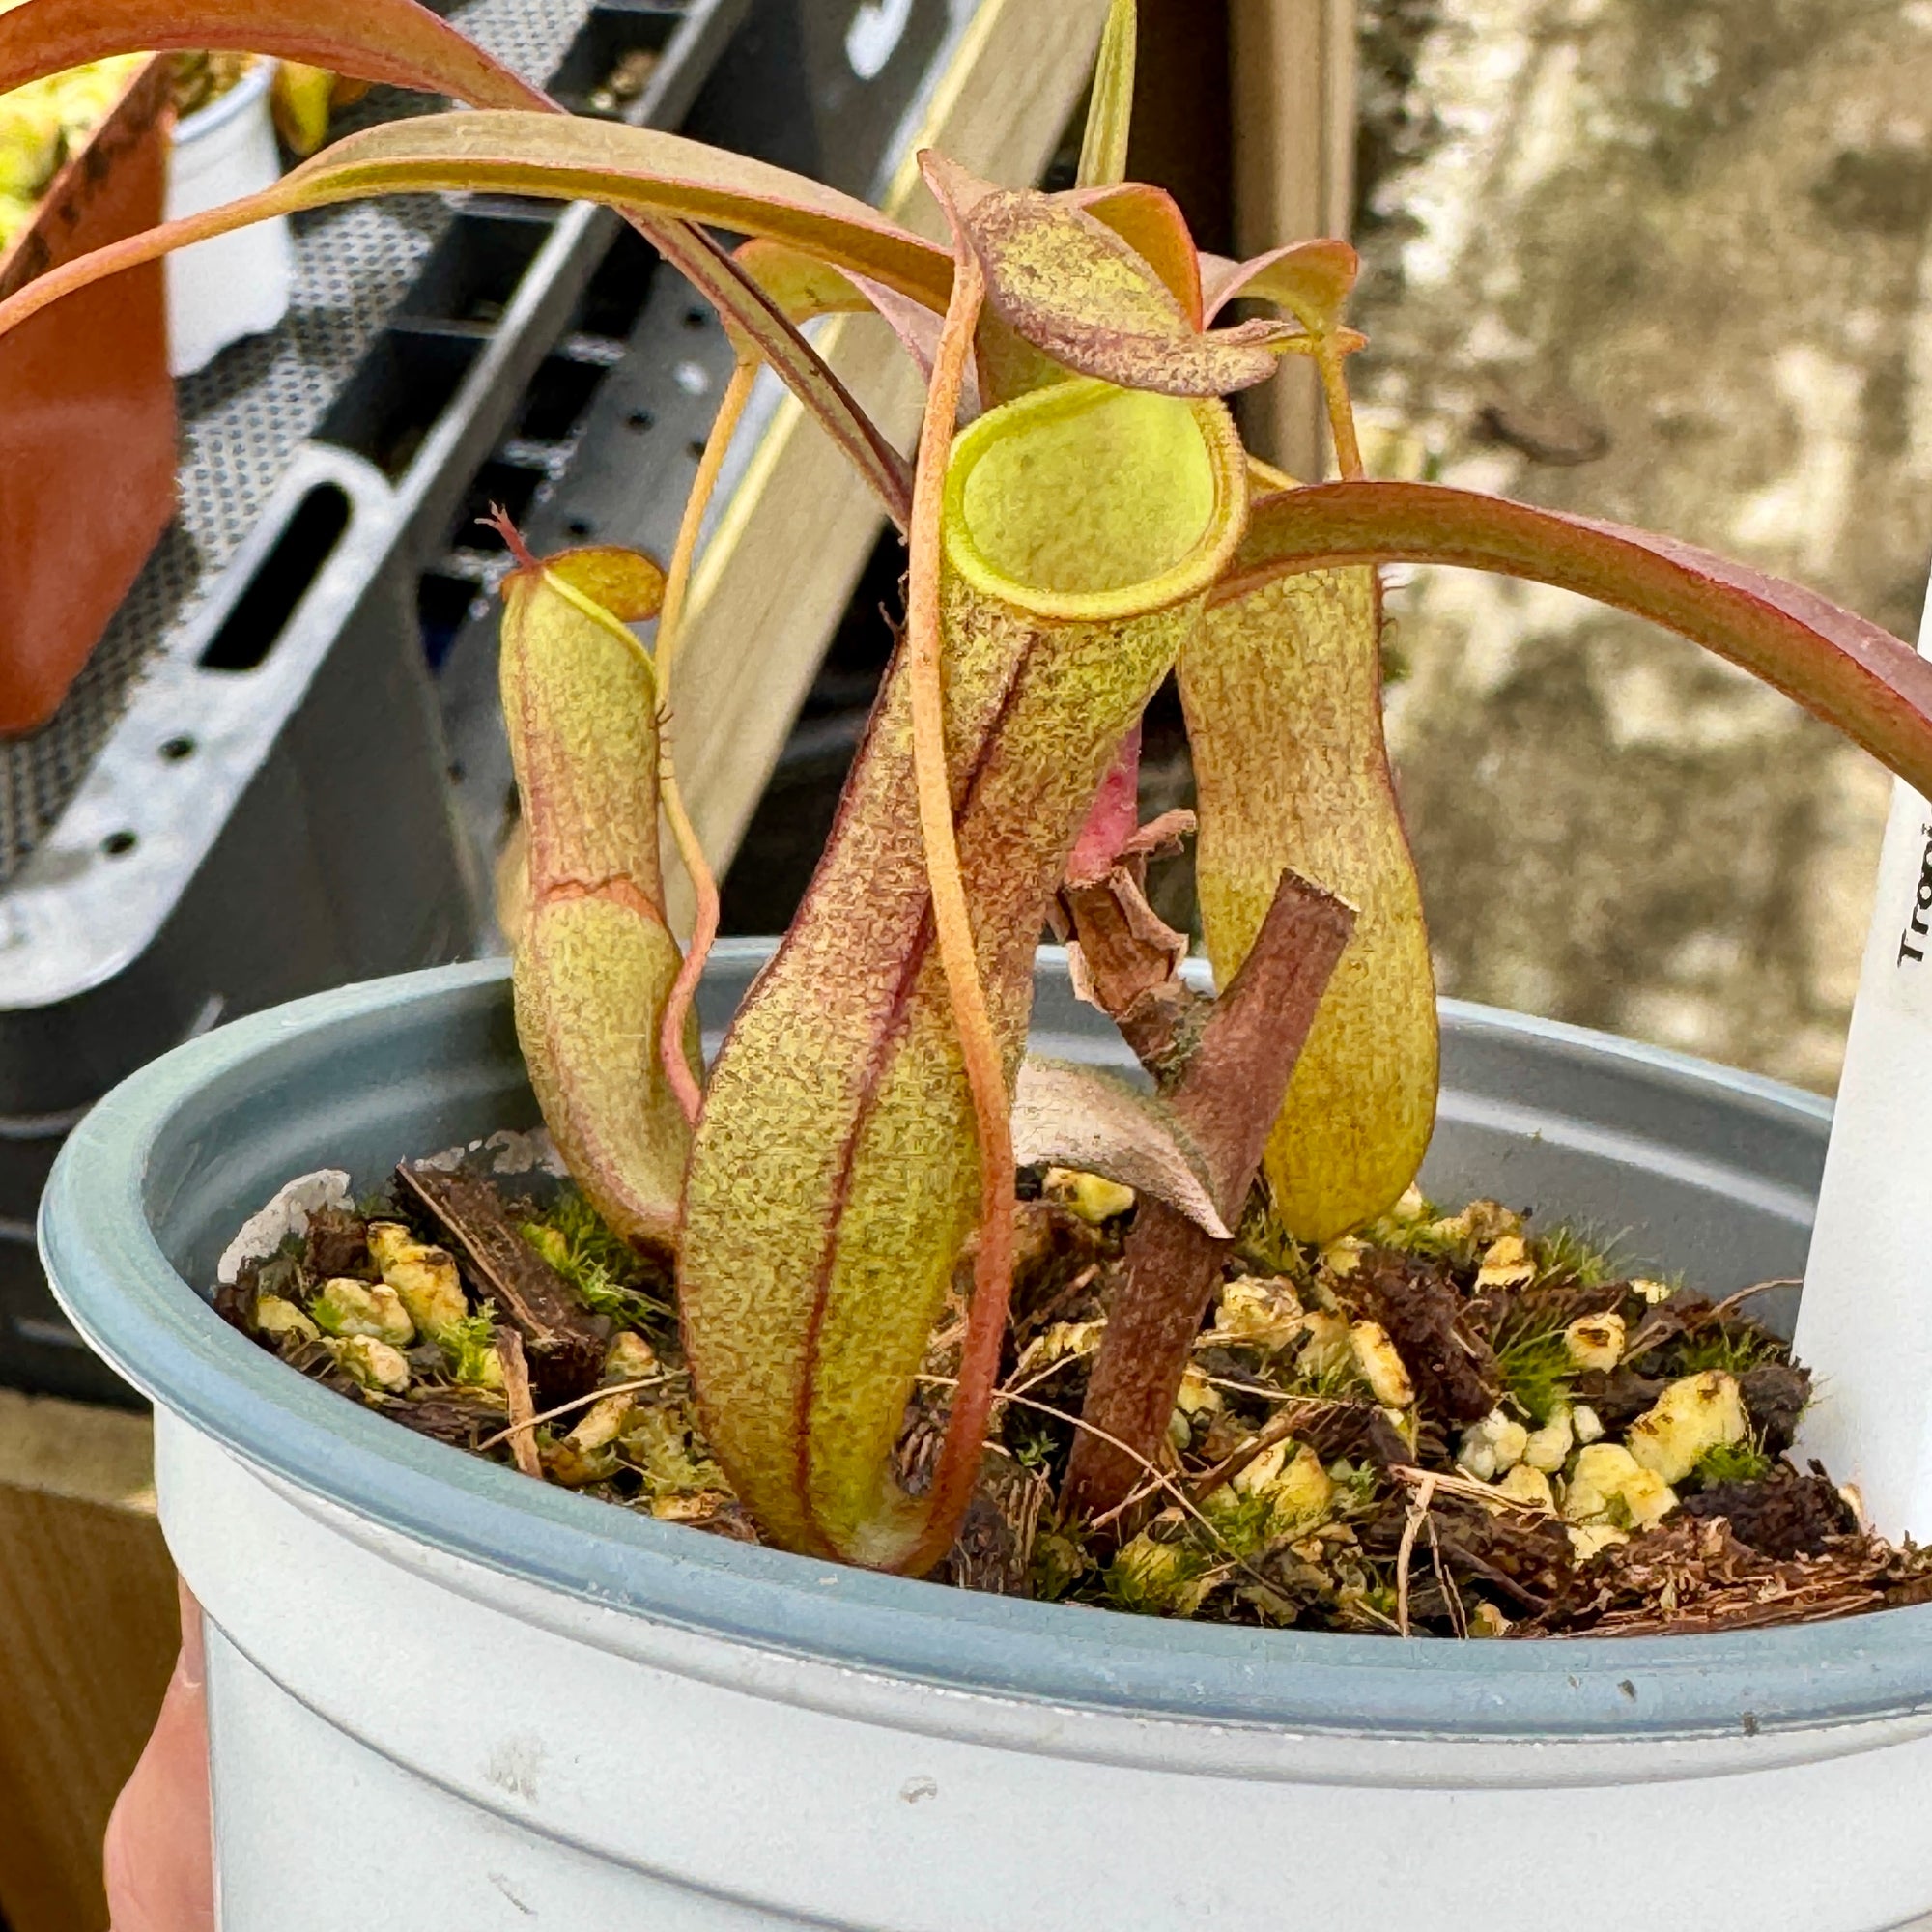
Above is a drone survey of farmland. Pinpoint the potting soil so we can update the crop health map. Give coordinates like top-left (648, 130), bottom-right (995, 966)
top-left (213, 1160), bottom-right (1932, 1638)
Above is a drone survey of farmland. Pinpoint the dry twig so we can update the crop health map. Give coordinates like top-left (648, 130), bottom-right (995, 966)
top-left (1428, 1515), bottom-right (1467, 1639)
top-left (1390, 1463), bottom-right (1551, 1515)
top-left (477, 1373), bottom-right (676, 1454)
top-left (1185, 1406), bottom-right (1305, 1505)
top-left (496, 1330), bottom-right (543, 1479)
top-left (1395, 1472), bottom-right (1438, 1637)
top-left (918, 1374), bottom-right (1279, 1593)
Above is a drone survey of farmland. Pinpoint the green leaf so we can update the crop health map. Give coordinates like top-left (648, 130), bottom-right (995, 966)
top-left (286, 111), bottom-right (952, 301)
top-left (1223, 481), bottom-right (1932, 800)
top-left (1204, 245), bottom-right (1369, 479)
top-left (1076, 0), bottom-right (1138, 189)
top-left (734, 236), bottom-right (960, 382)
top-left (0, 0), bottom-right (930, 523)
top-left (733, 237), bottom-right (879, 325)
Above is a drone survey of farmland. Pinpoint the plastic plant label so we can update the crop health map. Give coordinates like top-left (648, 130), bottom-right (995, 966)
top-left (1794, 572), bottom-right (1932, 1539)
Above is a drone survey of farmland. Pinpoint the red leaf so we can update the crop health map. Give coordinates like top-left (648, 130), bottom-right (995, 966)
top-left (0, 0), bottom-right (547, 105)
top-left (1224, 481), bottom-right (1932, 799)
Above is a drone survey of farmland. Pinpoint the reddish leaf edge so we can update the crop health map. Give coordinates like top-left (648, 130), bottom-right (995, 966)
top-left (1221, 481), bottom-right (1932, 801)
top-left (0, 148), bottom-right (917, 525)
top-left (0, 0), bottom-right (917, 525)
top-left (871, 165), bottom-right (1009, 1581)
top-left (0, 0), bottom-right (549, 104)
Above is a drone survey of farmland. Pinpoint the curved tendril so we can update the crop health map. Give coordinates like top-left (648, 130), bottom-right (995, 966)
top-left (898, 244), bottom-right (1013, 1576)
top-left (657, 358), bottom-right (760, 1125)
top-left (656, 775), bottom-right (719, 1125)
top-left (656, 360), bottom-right (757, 679)
top-left (1315, 338), bottom-right (1365, 481)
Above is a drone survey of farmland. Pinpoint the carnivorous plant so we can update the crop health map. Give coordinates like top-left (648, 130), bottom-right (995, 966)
top-left (8, 0), bottom-right (1932, 1568)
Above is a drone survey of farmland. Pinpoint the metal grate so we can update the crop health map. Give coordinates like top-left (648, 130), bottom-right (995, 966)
top-left (0, 0), bottom-right (591, 882)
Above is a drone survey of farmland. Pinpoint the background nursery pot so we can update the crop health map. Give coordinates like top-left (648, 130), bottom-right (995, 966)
top-left (40, 942), bottom-right (1932, 1932)
top-left (163, 55), bottom-right (292, 376)
top-left (0, 53), bottom-right (173, 736)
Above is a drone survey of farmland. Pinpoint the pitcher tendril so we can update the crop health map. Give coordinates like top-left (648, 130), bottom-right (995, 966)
top-left (1315, 338), bottom-right (1365, 481)
top-left (898, 217), bottom-right (1009, 1576)
top-left (656, 357), bottom-right (758, 1124)
top-left (14, 0), bottom-right (1932, 1577)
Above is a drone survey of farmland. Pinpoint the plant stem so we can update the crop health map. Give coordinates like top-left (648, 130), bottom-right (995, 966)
top-left (657, 358), bottom-right (758, 1124)
top-left (1395, 1471), bottom-right (1439, 1638)
top-left (658, 221), bottom-right (914, 530)
top-left (899, 238), bottom-right (1014, 1578)
top-left (1053, 838), bottom-right (1198, 1072)
top-left (1064, 869), bottom-right (1354, 1522)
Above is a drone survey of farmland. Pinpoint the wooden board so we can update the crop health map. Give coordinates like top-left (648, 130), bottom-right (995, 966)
top-left (1231, 0), bottom-right (1360, 481)
top-left (665, 0), bottom-right (1115, 927)
top-left (0, 1390), bottom-right (176, 1932)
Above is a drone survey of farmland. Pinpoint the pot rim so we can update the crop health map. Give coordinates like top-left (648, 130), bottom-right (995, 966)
top-left (43, 944), bottom-right (1932, 1747)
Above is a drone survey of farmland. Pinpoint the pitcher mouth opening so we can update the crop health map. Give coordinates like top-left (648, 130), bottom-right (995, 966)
top-left (942, 379), bottom-right (1249, 623)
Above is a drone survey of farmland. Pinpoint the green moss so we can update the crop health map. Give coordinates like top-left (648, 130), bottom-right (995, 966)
top-left (1676, 1326), bottom-right (1783, 1377)
top-left (1325, 1458), bottom-right (1383, 1519)
top-left (1233, 1191), bottom-right (1316, 1284)
top-left (522, 1187), bottom-right (670, 1331)
top-left (1008, 1417), bottom-right (1061, 1472)
top-left (1493, 1322), bottom-right (1575, 1427)
top-left (1692, 1437), bottom-right (1774, 1487)
top-left (1201, 1486), bottom-right (1291, 1559)
top-left (1381, 1222), bottom-right (1472, 1268)
top-left (438, 1303), bottom-right (501, 1385)
top-left (1103, 1530), bottom-right (1218, 1616)
top-left (1531, 1222), bottom-right (1621, 1290)
top-left (620, 1399), bottom-right (729, 1502)
top-left (1029, 1521), bottom-right (1093, 1602)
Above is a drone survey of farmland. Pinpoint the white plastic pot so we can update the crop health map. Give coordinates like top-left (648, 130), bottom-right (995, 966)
top-left (40, 946), bottom-right (1932, 1932)
top-left (164, 58), bottom-right (293, 377)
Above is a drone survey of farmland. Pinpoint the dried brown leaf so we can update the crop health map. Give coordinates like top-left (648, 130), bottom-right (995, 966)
top-left (1012, 1060), bottom-right (1230, 1239)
